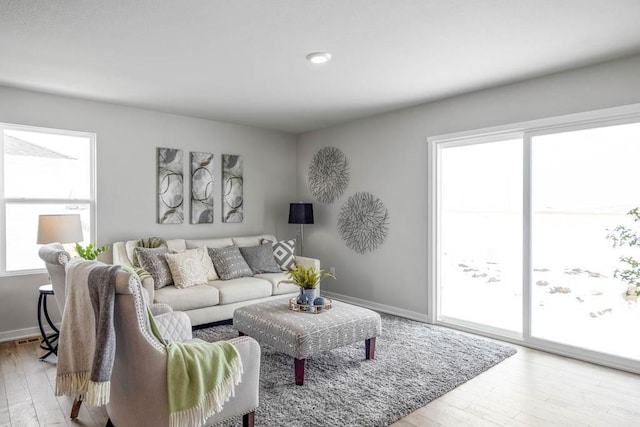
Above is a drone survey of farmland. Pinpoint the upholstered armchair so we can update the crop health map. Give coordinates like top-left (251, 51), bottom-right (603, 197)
top-left (107, 267), bottom-right (260, 427)
top-left (38, 243), bottom-right (180, 322)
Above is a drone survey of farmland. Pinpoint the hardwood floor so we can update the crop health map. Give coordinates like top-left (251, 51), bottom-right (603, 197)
top-left (1, 337), bottom-right (638, 426)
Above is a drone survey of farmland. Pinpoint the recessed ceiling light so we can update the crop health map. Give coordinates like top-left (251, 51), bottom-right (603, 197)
top-left (306, 52), bottom-right (332, 64)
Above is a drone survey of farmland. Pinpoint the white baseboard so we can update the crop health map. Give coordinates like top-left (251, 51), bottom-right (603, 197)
top-left (322, 291), bottom-right (430, 323)
top-left (0, 324), bottom-right (59, 344)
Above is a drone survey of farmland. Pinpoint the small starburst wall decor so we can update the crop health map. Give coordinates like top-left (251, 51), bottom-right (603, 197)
top-left (307, 146), bottom-right (350, 204)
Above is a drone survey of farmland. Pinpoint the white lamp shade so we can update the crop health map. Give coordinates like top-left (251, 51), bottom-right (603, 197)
top-left (37, 214), bottom-right (84, 244)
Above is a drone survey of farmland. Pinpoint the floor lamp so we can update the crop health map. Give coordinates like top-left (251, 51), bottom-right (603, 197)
top-left (289, 203), bottom-right (314, 257)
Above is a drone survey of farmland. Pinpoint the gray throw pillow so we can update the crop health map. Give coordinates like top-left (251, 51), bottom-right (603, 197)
top-left (134, 246), bottom-right (172, 289)
top-left (262, 239), bottom-right (296, 271)
top-left (208, 246), bottom-right (254, 280)
top-left (239, 243), bottom-right (282, 274)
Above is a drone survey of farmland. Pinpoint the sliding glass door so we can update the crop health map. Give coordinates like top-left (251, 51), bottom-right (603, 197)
top-left (531, 123), bottom-right (640, 361)
top-left (433, 112), bottom-right (640, 370)
top-left (439, 138), bottom-right (522, 334)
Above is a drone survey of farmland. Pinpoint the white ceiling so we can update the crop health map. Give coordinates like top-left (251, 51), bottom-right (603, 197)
top-left (2, 1), bottom-right (640, 134)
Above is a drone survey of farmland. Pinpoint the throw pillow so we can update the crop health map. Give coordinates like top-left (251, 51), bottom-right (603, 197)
top-left (126, 237), bottom-right (167, 267)
top-left (164, 249), bottom-right (209, 289)
top-left (263, 239), bottom-right (297, 271)
top-left (172, 246), bottom-right (219, 281)
top-left (134, 246), bottom-right (172, 289)
top-left (239, 243), bottom-right (282, 274)
top-left (207, 246), bottom-right (254, 280)
top-left (199, 246), bottom-right (219, 281)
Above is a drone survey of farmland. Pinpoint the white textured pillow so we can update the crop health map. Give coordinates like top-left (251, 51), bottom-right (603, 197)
top-left (171, 246), bottom-right (218, 281)
top-left (164, 249), bottom-right (209, 289)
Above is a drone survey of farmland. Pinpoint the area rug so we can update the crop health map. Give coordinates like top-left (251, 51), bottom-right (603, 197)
top-left (194, 313), bottom-right (516, 427)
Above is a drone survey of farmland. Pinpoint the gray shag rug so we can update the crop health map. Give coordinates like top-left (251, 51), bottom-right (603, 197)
top-left (194, 313), bottom-right (516, 427)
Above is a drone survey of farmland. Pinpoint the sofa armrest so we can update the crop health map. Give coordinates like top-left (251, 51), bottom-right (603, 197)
top-left (295, 255), bottom-right (320, 270)
top-left (153, 311), bottom-right (192, 343)
top-left (141, 277), bottom-right (155, 303)
top-left (112, 241), bottom-right (133, 267)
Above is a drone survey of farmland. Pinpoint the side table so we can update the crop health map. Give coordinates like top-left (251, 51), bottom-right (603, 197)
top-left (37, 284), bottom-right (59, 360)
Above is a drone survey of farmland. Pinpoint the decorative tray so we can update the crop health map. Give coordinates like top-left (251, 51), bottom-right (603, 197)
top-left (289, 297), bottom-right (333, 314)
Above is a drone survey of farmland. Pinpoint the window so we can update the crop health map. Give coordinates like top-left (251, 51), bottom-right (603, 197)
top-left (429, 104), bottom-right (640, 372)
top-left (1, 123), bottom-right (95, 274)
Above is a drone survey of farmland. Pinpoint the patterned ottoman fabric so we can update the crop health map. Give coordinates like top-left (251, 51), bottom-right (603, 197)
top-left (233, 298), bottom-right (382, 359)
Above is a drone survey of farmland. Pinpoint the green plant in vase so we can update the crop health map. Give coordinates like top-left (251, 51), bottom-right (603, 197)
top-left (75, 242), bottom-right (110, 260)
top-left (285, 264), bottom-right (335, 309)
top-left (606, 207), bottom-right (640, 302)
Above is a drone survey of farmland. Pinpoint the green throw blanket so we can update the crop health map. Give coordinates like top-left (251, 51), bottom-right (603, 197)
top-left (147, 311), bottom-right (243, 427)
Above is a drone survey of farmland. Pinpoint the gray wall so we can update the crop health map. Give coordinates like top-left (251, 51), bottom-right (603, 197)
top-left (296, 54), bottom-right (640, 320)
top-left (0, 86), bottom-right (297, 339)
top-left (3, 53), bottom-right (640, 338)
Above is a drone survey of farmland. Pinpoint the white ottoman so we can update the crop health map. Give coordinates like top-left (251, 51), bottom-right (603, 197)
top-left (233, 298), bottom-right (382, 385)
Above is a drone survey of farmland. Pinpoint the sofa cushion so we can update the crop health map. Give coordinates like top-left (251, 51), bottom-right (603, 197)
top-left (209, 277), bottom-right (272, 304)
top-left (254, 272), bottom-right (299, 295)
top-left (166, 239), bottom-right (187, 252)
top-left (154, 284), bottom-right (220, 311)
top-left (186, 237), bottom-right (233, 250)
top-left (263, 239), bottom-right (297, 271)
top-left (164, 249), bottom-right (209, 289)
top-left (239, 243), bottom-right (282, 274)
top-left (135, 246), bottom-right (172, 289)
top-left (232, 234), bottom-right (277, 248)
top-left (208, 246), bottom-right (253, 280)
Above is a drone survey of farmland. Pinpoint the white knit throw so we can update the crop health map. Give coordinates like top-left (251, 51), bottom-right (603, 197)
top-left (55, 258), bottom-right (113, 406)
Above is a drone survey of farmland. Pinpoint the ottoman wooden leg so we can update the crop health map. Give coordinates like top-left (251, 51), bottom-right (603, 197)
top-left (243, 411), bottom-right (255, 427)
top-left (294, 358), bottom-right (305, 385)
top-left (365, 338), bottom-right (376, 360)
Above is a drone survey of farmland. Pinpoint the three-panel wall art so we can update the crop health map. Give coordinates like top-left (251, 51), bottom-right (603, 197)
top-left (157, 147), bottom-right (243, 224)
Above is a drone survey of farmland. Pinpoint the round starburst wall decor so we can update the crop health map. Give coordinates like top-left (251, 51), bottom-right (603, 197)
top-left (338, 192), bottom-right (389, 254)
top-left (307, 146), bottom-right (350, 204)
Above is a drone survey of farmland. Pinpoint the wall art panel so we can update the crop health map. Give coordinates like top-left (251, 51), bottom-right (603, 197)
top-left (190, 151), bottom-right (214, 224)
top-left (222, 154), bottom-right (243, 223)
top-left (157, 147), bottom-right (184, 224)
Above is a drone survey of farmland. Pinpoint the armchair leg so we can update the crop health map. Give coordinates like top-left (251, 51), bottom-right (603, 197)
top-left (70, 396), bottom-right (83, 419)
top-left (243, 411), bottom-right (255, 427)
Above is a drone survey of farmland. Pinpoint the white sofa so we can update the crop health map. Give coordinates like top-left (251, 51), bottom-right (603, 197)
top-left (112, 234), bottom-right (320, 326)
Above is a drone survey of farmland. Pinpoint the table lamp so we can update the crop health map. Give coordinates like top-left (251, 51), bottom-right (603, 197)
top-left (37, 214), bottom-right (84, 246)
top-left (288, 202), bottom-right (314, 256)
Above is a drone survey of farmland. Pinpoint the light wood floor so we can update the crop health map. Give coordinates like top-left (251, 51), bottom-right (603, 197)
top-left (1, 337), bottom-right (639, 427)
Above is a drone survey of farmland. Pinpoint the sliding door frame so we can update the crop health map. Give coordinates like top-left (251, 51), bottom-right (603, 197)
top-left (427, 103), bottom-right (640, 374)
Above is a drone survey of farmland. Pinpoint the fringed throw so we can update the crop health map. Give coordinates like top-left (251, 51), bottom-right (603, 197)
top-left (166, 341), bottom-right (243, 427)
top-left (56, 259), bottom-right (120, 406)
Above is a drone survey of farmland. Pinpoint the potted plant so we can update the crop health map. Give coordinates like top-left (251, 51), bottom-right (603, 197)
top-left (606, 207), bottom-right (640, 302)
top-left (285, 264), bottom-right (335, 308)
top-left (75, 242), bottom-right (109, 260)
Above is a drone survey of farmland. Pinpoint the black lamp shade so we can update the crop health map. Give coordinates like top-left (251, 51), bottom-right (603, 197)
top-left (289, 203), bottom-right (314, 224)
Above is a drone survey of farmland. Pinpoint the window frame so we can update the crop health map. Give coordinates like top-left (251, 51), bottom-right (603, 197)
top-left (0, 122), bottom-right (97, 276)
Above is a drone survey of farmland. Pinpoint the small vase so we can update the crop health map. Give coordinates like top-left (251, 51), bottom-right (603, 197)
top-left (296, 288), bottom-right (306, 305)
top-left (303, 288), bottom-right (317, 311)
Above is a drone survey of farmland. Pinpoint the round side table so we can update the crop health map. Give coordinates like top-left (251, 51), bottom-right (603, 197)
top-left (37, 284), bottom-right (59, 360)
